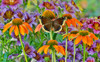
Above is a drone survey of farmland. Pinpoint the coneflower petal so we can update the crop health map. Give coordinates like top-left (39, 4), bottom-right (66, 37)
top-left (22, 24), bottom-right (28, 34)
top-left (9, 25), bottom-right (15, 35)
top-left (58, 46), bottom-right (65, 55)
top-left (3, 23), bottom-right (12, 33)
top-left (37, 45), bottom-right (46, 53)
top-left (23, 22), bottom-right (33, 32)
top-left (3, 23), bottom-right (12, 28)
top-left (44, 45), bottom-right (50, 54)
top-left (14, 26), bottom-right (19, 36)
top-left (53, 45), bottom-right (59, 53)
top-left (19, 25), bottom-right (25, 36)
top-left (75, 35), bottom-right (82, 45)
top-left (82, 36), bottom-right (87, 44)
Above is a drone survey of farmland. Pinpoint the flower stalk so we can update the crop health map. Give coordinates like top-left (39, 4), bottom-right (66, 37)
top-left (83, 43), bottom-right (86, 62)
top-left (73, 39), bottom-right (76, 62)
top-left (19, 33), bottom-right (28, 62)
top-left (65, 25), bottom-right (68, 62)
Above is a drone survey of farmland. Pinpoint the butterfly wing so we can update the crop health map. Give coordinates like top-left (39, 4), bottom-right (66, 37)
top-left (39, 16), bottom-right (52, 32)
top-left (53, 17), bottom-right (66, 33)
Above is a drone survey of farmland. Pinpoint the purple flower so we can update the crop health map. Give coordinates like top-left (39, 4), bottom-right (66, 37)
top-left (8, 54), bottom-right (18, 59)
top-left (24, 42), bottom-right (36, 58)
top-left (1, 0), bottom-right (23, 9)
top-left (63, 2), bottom-right (75, 14)
top-left (88, 21), bottom-right (100, 34)
top-left (33, 51), bottom-right (44, 62)
top-left (58, 57), bottom-right (71, 62)
top-left (11, 32), bottom-right (25, 46)
top-left (0, 23), bottom-right (4, 29)
top-left (24, 12), bottom-right (37, 27)
top-left (14, 9), bottom-right (24, 19)
top-left (86, 57), bottom-right (95, 62)
top-left (3, 8), bottom-right (14, 20)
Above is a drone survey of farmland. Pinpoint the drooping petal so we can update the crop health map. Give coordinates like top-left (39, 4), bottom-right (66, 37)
top-left (9, 26), bottom-right (15, 35)
top-left (3, 23), bottom-right (12, 28)
top-left (63, 34), bottom-right (69, 39)
top-left (87, 36), bottom-right (93, 46)
top-left (73, 18), bottom-right (83, 26)
top-left (14, 26), bottom-right (19, 36)
top-left (23, 22), bottom-right (33, 32)
top-left (82, 36), bottom-right (87, 44)
top-left (65, 20), bottom-right (71, 27)
top-left (71, 19), bottom-right (76, 27)
top-left (37, 45), bottom-right (46, 53)
top-left (3, 23), bottom-right (12, 33)
top-left (35, 24), bottom-right (42, 33)
top-left (44, 45), bottom-right (50, 54)
top-left (22, 24), bottom-right (28, 34)
top-left (53, 45), bottom-right (59, 53)
top-left (19, 25), bottom-right (25, 35)
top-left (58, 46), bottom-right (66, 55)
top-left (90, 33), bottom-right (98, 40)
top-left (75, 35), bottom-right (82, 45)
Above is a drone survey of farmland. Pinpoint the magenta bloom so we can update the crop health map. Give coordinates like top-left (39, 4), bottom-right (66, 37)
top-left (86, 57), bottom-right (95, 62)
top-left (1, 0), bottom-right (23, 9)
top-left (88, 22), bottom-right (100, 34)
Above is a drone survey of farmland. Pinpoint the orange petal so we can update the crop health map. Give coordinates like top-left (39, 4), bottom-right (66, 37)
top-left (19, 25), bottom-right (25, 35)
top-left (82, 36), bottom-right (87, 44)
top-left (90, 33), bottom-right (98, 40)
top-left (63, 34), bottom-right (69, 39)
top-left (65, 20), bottom-right (71, 27)
top-left (37, 45), bottom-right (46, 53)
top-left (22, 24), bottom-right (28, 34)
top-left (75, 35), bottom-right (82, 45)
top-left (3, 23), bottom-right (12, 33)
top-left (23, 22), bottom-right (33, 32)
top-left (58, 46), bottom-right (65, 55)
top-left (9, 26), bottom-right (15, 35)
top-left (87, 36), bottom-right (93, 46)
top-left (35, 24), bottom-right (42, 33)
top-left (14, 26), bottom-right (19, 36)
top-left (3, 23), bottom-right (12, 28)
top-left (73, 18), bottom-right (83, 26)
top-left (53, 45), bottom-right (59, 53)
top-left (44, 45), bottom-right (50, 54)
top-left (71, 19), bottom-right (76, 27)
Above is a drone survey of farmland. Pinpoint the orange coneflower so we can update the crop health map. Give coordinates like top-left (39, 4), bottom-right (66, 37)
top-left (63, 30), bottom-right (79, 41)
top-left (63, 30), bottom-right (98, 46)
top-left (62, 14), bottom-right (83, 27)
top-left (37, 40), bottom-right (65, 55)
top-left (3, 18), bottom-right (33, 36)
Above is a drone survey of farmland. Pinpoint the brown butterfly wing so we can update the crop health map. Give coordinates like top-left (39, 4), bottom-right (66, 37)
top-left (24, 44), bottom-right (31, 54)
top-left (39, 16), bottom-right (52, 32)
top-left (53, 17), bottom-right (66, 32)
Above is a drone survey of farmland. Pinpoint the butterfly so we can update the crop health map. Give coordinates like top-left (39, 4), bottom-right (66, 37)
top-left (39, 16), bottom-right (67, 33)
top-left (24, 44), bottom-right (32, 55)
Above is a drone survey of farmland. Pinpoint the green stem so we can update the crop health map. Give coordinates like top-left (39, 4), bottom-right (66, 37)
top-left (65, 25), bottom-right (68, 62)
top-left (19, 33), bottom-right (28, 62)
top-left (48, 0), bottom-right (50, 2)
top-left (83, 43), bottom-right (86, 62)
top-left (50, 30), bottom-right (53, 40)
top-left (52, 49), bottom-right (56, 62)
top-left (73, 40), bottom-right (76, 62)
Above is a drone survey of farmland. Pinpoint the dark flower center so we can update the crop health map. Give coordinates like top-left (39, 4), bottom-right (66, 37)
top-left (62, 14), bottom-right (72, 19)
top-left (79, 31), bottom-right (89, 36)
top-left (12, 18), bottom-right (23, 25)
top-left (94, 43), bottom-right (100, 52)
top-left (70, 31), bottom-right (78, 34)
top-left (3, 0), bottom-right (18, 5)
top-left (47, 40), bottom-right (58, 45)
top-left (43, 2), bottom-right (55, 9)
top-left (3, 9), bottom-right (14, 19)
top-left (92, 22), bottom-right (100, 30)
